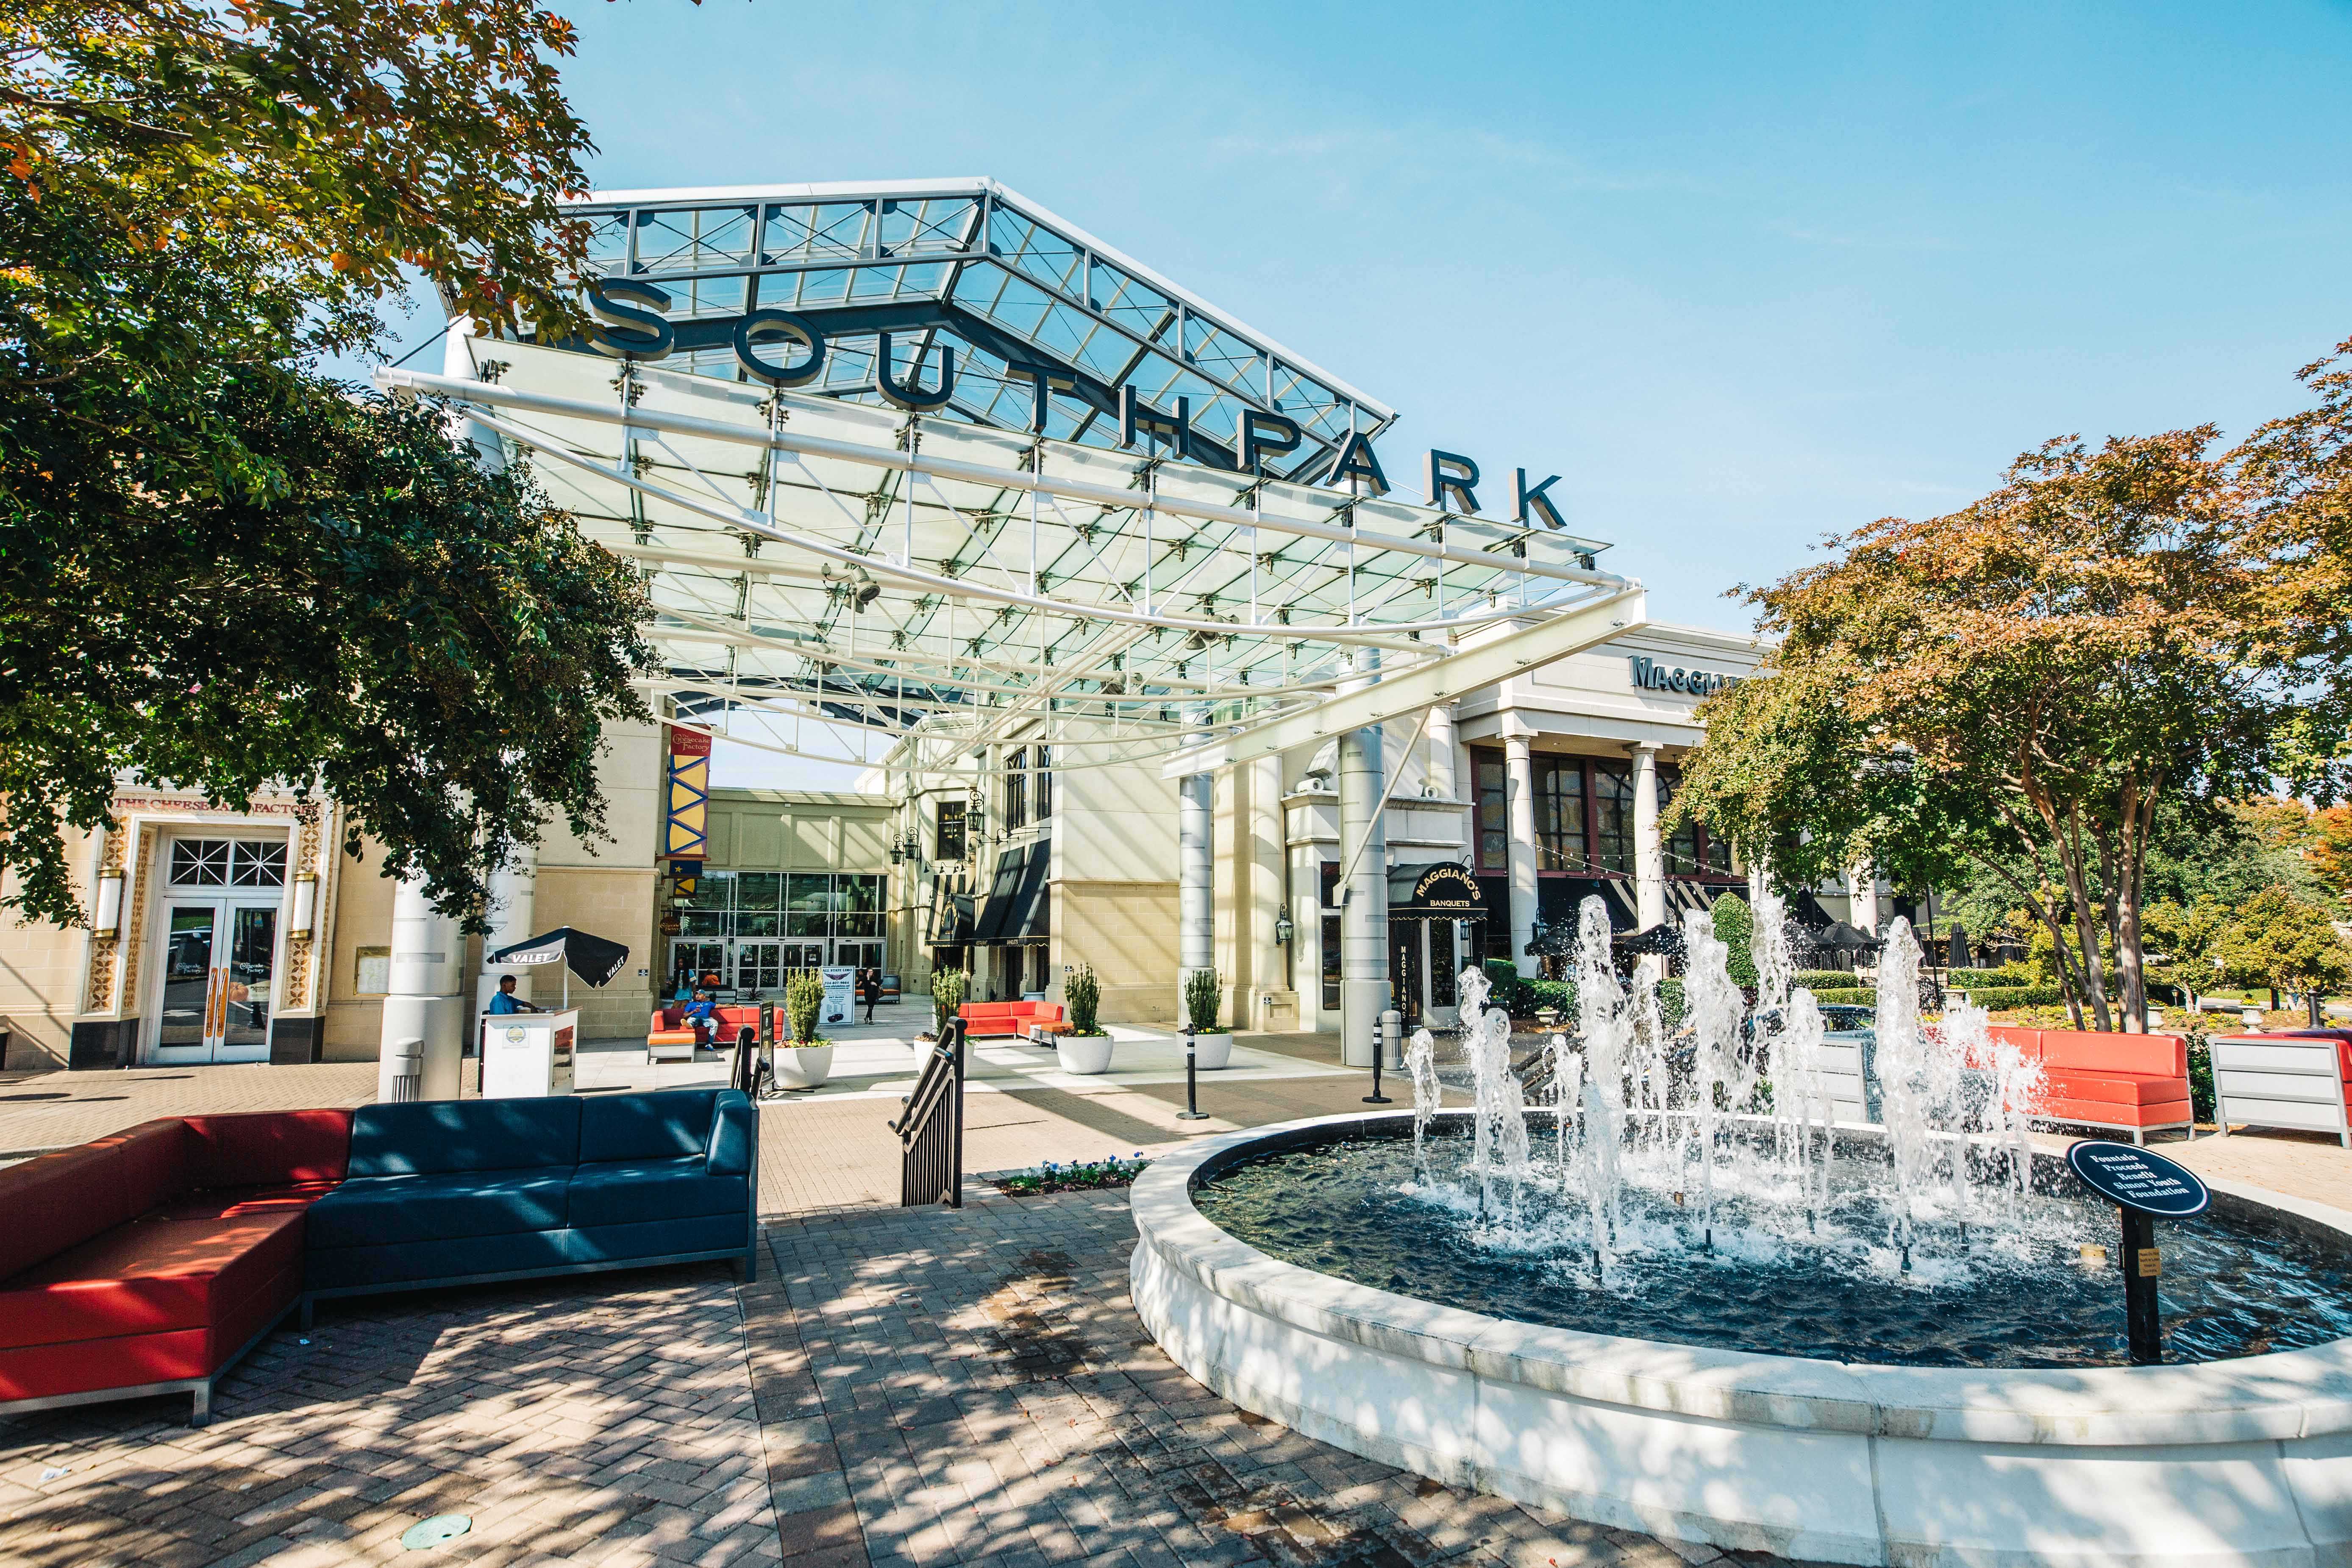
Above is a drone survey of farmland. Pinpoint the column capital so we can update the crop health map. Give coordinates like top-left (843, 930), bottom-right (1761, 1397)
top-left (1628, 739), bottom-right (1663, 757)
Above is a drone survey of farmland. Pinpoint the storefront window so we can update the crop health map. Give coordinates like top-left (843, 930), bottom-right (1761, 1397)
top-left (1319, 860), bottom-right (1340, 909)
top-left (936, 798), bottom-right (966, 862)
top-left (736, 872), bottom-right (782, 909)
top-left (1320, 915), bottom-right (1342, 1009)
top-left (786, 873), bottom-right (834, 936)
top-left (1005, 748), bottom-right (1028, 830)
top-left (1474, 753), bottom-right (1509, 871)
top-left (1035, 746), bottom-right (1052, 820)
top-left (1537, 759), bottom-right (1585, 871)
top-left (1591, 760), bottom-right (1633, 873)
top-left (687, 869), bottom-right (734, 910)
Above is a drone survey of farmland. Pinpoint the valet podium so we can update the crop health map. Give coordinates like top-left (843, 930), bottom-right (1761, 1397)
top-left (479, 1009), bottom-right (578, 1098)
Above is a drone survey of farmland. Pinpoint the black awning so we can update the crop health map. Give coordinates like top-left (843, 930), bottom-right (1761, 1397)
top-left (971, 845), bottom-right (1027, 943)
top-left (928, 884), bottom-right (974, 945)
top-left (1006, 841), bottom-right (1051, 942)
top-left (972, 841), bottom-right (1050, 944)
top-left (1386, 861), bottom-right (1484, 916)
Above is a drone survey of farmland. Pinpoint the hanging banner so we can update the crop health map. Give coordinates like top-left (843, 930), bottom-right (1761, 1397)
top-left (664, 727), bottom-right (712, 860)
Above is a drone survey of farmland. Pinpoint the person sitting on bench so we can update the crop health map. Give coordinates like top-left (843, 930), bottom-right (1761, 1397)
top-left (681, 990), bottom-right (720, 1047)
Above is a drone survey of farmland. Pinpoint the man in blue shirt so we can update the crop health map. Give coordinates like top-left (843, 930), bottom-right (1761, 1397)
top-left (682, 989), bottom-right (720, 1047)
top-left (487, 975), bottom-right (542, 1015)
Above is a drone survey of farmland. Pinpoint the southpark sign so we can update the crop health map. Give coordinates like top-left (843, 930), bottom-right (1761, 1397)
top-left (585, 279), bottom-right (1572, 528)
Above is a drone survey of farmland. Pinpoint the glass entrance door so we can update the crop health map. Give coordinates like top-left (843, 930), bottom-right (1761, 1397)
top-left (1390, 920), bottom-right (1426, 1029)
top-left (668, 939), bottom-right (727, 996)
top-left (154, 900), bottom-right (278, 1063)
top-left (734, 940), bottom-right (784, 998)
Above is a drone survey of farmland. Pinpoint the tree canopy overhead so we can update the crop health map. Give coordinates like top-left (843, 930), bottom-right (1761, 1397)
top-left (1670, 347), bottom-right (2352, 1031)
top-left (2, 0), bottom-right (655, 928)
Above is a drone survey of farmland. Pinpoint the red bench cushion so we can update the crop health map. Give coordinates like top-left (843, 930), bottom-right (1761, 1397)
top-left (2035, 1094), bottom-right (2191, 1129)
top-left (2038, 1030), bottom-right (2188, 1077)
top-left (183, 1109), bottom-right (353, 1190)
top-left (2042, 1069), bottom-right (2188, 1107)
top-left (0, 1209), bottom-right (305, 1352)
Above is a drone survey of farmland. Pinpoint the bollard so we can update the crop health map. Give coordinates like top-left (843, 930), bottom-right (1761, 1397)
top-left (1363, 1009), bottom-right (1396, 1104)
top-left (1177, 1022), bottom-right (1209, 1120)
top-left (378, 1035), bottom-right (423, 1104)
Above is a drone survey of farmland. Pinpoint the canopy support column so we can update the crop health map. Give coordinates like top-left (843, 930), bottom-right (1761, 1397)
top-left (1506, 731), bottom-right (1540, 979)
top-left (1339, 654), bottom-right (1390, 1066)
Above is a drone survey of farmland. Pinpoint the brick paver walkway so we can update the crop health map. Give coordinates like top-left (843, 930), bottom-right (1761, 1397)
top-left (742, 1187), bottom-right (1725, 1568)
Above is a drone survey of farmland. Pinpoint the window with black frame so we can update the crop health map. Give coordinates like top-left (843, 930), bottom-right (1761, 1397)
top-left (1319, 859), bottom-right (1343, 1010)
top-left (935, 798), bottom-right (966, 862)
top-left (1591, 759), bottom-right (1634, 872)
top-left (1537, 757), bottom-right (1586, 871)
top-left (1034, 746), bottom-right (1051, 820)
top-left (1005, 748), bottom-right (1028, 830)
top-left (1474, 753), bottom-right (1509, 870)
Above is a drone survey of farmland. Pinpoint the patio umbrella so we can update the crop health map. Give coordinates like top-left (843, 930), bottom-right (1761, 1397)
top-left (1612, 922), bottom-right (1685, 958)
top-left (485, 926), bottom-right (631, 1008)
top-left (1948, 924), bottom-right (1971, 970)
top-left (1800, 920), bottom-right (1882, 959)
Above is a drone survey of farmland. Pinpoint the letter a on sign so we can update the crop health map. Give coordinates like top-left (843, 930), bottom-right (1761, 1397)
top-left (1323, 432), bottom-right (1390, 496)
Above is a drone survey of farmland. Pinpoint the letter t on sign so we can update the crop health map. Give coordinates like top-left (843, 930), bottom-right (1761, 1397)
top-left (1516, 468), bottom-right (1567, 530)
top-left (1005, 362), bottom-right (1075, 433)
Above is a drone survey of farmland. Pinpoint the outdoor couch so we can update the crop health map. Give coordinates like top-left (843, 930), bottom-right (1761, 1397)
top-left (957, 1001), bottom-right (1067, 1038)
top-left (648, 1002), bottom-right (762, 1063)
top-left (0, 1109), bottom-right (353, 1426)
top-left (1990, 1025), bottom-right (2193, 1143)
top-left (0, 1089), bottom-right (756, 1427)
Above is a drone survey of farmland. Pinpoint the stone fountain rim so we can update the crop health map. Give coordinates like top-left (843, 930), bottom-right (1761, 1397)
top-left (1132, 1109), bottom-right (2352, 1448)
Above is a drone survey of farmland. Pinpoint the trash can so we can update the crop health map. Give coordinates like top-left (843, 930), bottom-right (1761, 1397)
top-left (378, 1035), bottom-right (423, 1104)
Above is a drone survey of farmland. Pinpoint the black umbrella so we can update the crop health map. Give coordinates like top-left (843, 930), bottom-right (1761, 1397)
top-left (1802, 920), bottom-right (1882, 955)
top-left (1613, 922), bottom-right (1685, 957)
top-left (1947, 924), bottom-right (1971, 969)
top-left (485, 926), bottom-right (631, 1008)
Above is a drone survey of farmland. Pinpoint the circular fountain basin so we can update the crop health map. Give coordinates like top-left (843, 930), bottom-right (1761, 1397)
top-left (1130, 1112), bottom-right (2352, 1568)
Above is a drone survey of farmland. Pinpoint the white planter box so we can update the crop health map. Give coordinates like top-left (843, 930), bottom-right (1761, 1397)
top-left (1055, 1035), bottom-right (1114, 1075)
top-left (2212, 1034), bottom-right (2349, 1146)
top-left (1191, 1032), bottom-right (1234, 1070)
top-left (773, 1043), bottom-right (834, 1089)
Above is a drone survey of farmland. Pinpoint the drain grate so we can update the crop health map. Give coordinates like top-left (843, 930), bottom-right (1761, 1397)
top-left (400, 1514), bottom-right (473, 1550)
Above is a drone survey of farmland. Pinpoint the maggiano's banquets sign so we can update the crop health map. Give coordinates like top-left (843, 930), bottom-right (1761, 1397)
top-left (1628, 656), bottom-right (1741, 698)
top-left (584, 281), bottom-right (1575, 527)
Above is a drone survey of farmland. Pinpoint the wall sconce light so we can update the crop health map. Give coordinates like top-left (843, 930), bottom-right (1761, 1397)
top-left (1273, 909), bottom-right (1295, 945)
top-left (92, 870), bottom-right (124, 938)
top-left (288, 872), bottom-right (318, 938)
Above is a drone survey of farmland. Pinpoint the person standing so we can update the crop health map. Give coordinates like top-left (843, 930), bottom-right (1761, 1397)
top-left (861, 967), bottom-right (880, 1025)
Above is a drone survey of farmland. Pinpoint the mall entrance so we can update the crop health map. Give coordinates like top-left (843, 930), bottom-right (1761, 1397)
top-left (1385, 863), bottom-right (1485, 1032)
top-left (147, 835), bottom-right (288, 1064)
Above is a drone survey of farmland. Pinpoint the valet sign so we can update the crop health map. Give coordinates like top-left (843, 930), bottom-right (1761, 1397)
top-left (586, 280), bottom-right (1576, 526)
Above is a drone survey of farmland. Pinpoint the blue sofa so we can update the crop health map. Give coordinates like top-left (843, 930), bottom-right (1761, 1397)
top-left (300, 1087), bottom-right (756, 1322)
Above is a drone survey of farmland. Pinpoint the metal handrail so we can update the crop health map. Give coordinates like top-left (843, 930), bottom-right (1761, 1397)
top-left (890, 1016), bottom-right (965, 1207)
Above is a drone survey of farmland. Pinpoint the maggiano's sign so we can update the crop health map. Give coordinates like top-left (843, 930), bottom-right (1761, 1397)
top-left (584, 281), bottom-right (1575, 527)
top-left (1390, 862), bottom-right (1485, 915)
top-left (1629, 656), bottom-right (1741, 698)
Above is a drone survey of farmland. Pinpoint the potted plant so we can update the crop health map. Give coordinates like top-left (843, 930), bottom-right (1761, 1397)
top-left (930, 967), bottom-right (968, 1042)
top-left (1056, 963), bottom-right (1113, 1074)
top-left (774, 970), bottom-right (834, 1088)
top-left (1184, 967), bottom-right (1232, 1070)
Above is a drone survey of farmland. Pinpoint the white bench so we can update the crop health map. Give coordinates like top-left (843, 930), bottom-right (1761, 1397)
top-left (2210, 1034), bottom-right (2350, 1147)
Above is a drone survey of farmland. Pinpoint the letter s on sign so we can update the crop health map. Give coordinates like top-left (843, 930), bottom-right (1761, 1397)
top-left (587, 280), bottom-right (675, 362)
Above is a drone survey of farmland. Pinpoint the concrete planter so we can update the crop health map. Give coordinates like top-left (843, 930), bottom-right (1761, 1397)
top-left (1191, 1031), bottom-right (1234, 1070)
top-left (1131, 1111), bottom-right (2352, 1568)
top-left (1055, 1034), bottom-right (1115, 1075)
top-left (773, 1043), bottom-right (833, 1089)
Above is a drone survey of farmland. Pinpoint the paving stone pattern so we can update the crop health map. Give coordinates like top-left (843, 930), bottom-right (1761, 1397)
top-left (747, 1188), bottom-right (1782, 1568)
top-left (0, 1269), bottom-right (774, 1567)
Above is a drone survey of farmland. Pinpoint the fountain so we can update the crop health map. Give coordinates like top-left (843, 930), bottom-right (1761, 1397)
top-left (1129, 896), bottom-right (2352, 1565)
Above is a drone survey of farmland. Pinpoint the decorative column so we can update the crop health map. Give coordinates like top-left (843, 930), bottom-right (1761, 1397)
top-left (474, 842), bottom-right (539, 1015)
top-left (1177, 768), bottom-right (1215, 1023)
top-left (1847, 864), bottom-right (1881, 937)
top-left (1240, 753), bottom-right (1290, 1031)
top-left (1424, 701), bottom-right (1459, 802)
top-left (1339, 652), bottom-right (1389, 1065)
top-left (1504, 732), bottom-right (1540, 978)
top-left (1632, 742), bottom-right (1666, 932)
top-left (381, 870), bottom-right (464, 1100)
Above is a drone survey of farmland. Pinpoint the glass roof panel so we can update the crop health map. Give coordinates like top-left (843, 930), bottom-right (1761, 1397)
top-left (634, 206), bottom-right (756, 274)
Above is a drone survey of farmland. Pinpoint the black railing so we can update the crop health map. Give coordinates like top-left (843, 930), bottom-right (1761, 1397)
top-left (890, 1016), bottom-right (965, 1208)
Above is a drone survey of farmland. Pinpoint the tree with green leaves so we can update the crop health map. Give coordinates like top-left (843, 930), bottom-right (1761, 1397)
top-left (1671, 388), bottom-right (2352, 1032)
top-left (2, 0), bottom-right (655, 928)
top-left (2217, 885), bottom-right (2352, 1018)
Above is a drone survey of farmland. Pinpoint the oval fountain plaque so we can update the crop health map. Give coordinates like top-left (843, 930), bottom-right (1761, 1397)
top-left (2066, 1140), bottom-right (2210, 1217)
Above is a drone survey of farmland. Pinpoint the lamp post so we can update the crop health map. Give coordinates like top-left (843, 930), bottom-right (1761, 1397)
top-left (1177, 1022), bottom-right (1208, 1121)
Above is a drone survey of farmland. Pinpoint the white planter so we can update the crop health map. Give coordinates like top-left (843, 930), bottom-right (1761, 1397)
top-left (773, 1043), bottom-right (834, 1089)
top-left (1190, 1031), bottom-right (1233, 1070)
top-left (1055, 1034), bottom-right (1114, 1075)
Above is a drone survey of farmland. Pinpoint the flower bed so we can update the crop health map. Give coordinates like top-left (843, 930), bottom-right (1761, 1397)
top-left (993, 1154), bottom-right (1150, 1196)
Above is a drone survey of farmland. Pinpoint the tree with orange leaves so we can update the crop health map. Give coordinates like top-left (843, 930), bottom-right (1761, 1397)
top-left (1673, 349), bottom-right (2352, 1031)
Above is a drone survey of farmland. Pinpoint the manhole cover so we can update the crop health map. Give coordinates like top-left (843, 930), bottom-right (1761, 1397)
top-left (401, 1514), bottom-right (473, 1550)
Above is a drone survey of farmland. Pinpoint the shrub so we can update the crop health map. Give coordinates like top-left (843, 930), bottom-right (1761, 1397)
top-left (1480, 959), bottom-right (1526, 1014)
top-left (1656, 977), bottom-right (1686, 1028)
top-left (1184, 967), bottom-right (1224, 1032)
top-left (931, 967), bottom-right (968, 1036)
top-left (1525, 979), bottom-right (1578, 1020)
top-left (784, 970), bottom-right (824, 1043)
top-left (1711, 895), bottom-right (1757, 988)
top-left (1065, 963), bottom-right (1101, 1034)
top-left (2188, 1035), bottom-right (2217, 1122)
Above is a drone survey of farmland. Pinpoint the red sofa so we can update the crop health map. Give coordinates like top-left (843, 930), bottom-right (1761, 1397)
top-left (0, 1109), bottom-right (352, 1425)
top-left (1991, 1025), bottom-right (2193, 1144)
top-left (957, 1001), bottom-right (1067, 1038)
top-left (649, 1003), bottom-right (762, 1063)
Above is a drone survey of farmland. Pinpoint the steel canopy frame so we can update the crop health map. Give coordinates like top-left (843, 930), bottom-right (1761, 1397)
top-left (379, 332), bottom-right (1636, 776)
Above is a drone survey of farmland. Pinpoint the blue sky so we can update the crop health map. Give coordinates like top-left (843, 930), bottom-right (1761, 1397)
top-left (373, 3), bottom-right (2352, 785)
